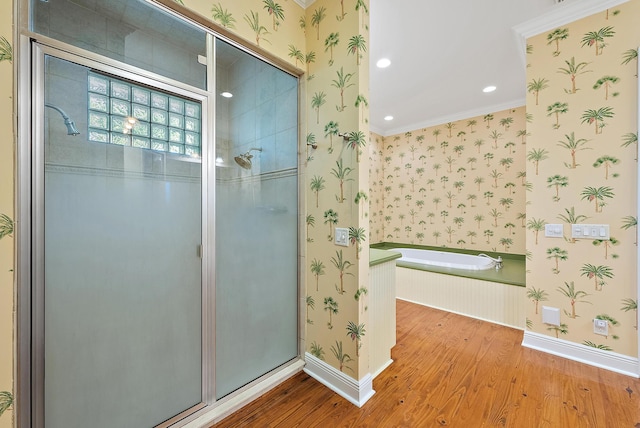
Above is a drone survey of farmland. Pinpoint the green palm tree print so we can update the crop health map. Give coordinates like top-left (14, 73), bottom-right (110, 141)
top-left (0, 391), bottom-right (12, 418)
top-left (311, 91), bottom-right (326, 124)
top-left (581, 106), bottom-right (614, 134)
top-left (347, 35), bottom-right (367, 65)
top-left (527, 78), bottom-right (549, 105)
top-left (324, 32), bottom-right (340, 65)
top-left (310, 176), bottom-right (325, 208)
top-left (311, 258), bottom-right (325, 291)
top-left (557, 281), bottom-right (590, 318)
top-left (580, 186), bottom-right (614, 212)
top-left (348, 227), bottom-right (366, 259)
top-left (0, 36), bottom-right (12, 62)
top-left (243, 10), bottom-right (270, 46)
top-left (330, 341), bottom-right (353, 372)
top-left (310, 341), bottom-right (324, 360)
top-left (330, 159), bottom-right (354, 202)
top-left (311, 7), bottom-right (326, 41)
top-left (323, 209), bottom-right (338, 240)
top-left (346, 321), bottom-right (366, 357)
top-left (557, 57), bottom-right (591, 94)
top-left (331, 250), bottom-right (353, 295)
top-left (581, 26), bottom-right (615, 56)
top-left (547, 28), bottom-right (569, 56)
top-left (323, 297), bottom-right (338, 329)
top-left (557, 132), bottom-right (590, 169)
top-left (546, 247), bottom-right (568, 274)
top-left (526, 287), bottom-right (549, 314)
top-left (0, 214), bottom-right (13, 239)
top-left (331, 67), bottom-right (354, 112)
top-left (580, 264), bottom-right (614, 291)
top-left (593, 76), bottom-right (620, 100)
top-left (306, 295), bottom-right (315, 324)
top-left (262, 0), bottom-right (284, 31)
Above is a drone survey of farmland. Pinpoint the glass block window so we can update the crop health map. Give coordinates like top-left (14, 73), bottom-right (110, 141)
top-left (88, 73), bottom-right (202, 159)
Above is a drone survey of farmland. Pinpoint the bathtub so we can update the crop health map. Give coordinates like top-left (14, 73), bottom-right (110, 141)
top-left (383, 246), bottom-right (526, 329)
top-left (392, 248), bottom-right (496, 270)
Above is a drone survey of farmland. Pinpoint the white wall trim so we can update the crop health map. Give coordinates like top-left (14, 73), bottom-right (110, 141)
top-left (522, 331), bottom-right (639, 378)
top-left (293, 0), bottom-right (316, 9)
top-left (304, 353), bottom-right (375, 407)
top-left (372, 358), bottom-right (394, 379)
top-left (184, 359), bottom-right (305, 427)
top-left (637, 47), bottom-right (640, 380)
top-left (512, 0), bottom-right (630, 67)
top-left (378, 99), bottom-right (526, 137)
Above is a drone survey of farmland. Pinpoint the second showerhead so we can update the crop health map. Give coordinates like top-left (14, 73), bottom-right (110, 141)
top-left (234, 147), bottom-right (262, 169)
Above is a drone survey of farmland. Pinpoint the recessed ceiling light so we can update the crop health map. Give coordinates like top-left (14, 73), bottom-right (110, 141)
top-left (384, 115), bottom-right (394, 121)
top-left (483, 85), bottom-right (497, 93)
top-left (376, 58), bottom-right (391, 68)
top-left (220, 91), bottom-right (233, 98)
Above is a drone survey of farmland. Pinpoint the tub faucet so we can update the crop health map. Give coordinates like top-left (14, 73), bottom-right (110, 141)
top-left (478, 253), bottom-right (503, 270)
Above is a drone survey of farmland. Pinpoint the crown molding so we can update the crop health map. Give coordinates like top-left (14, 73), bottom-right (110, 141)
top-left (378, 98), bottom-right (525, 137)
top-left (512, 0), bottom-right (630, 67)
top-left (293, 0), bottom-right (316, 8)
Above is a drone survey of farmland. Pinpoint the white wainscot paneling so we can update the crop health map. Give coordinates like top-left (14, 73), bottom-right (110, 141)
top-left (396, 267), bottom-right (526, 329)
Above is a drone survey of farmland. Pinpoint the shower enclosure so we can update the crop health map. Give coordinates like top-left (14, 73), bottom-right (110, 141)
top-left (21, 0), bottom-right (300, 426)
top-left (214, 39), bottom-right (299, 400)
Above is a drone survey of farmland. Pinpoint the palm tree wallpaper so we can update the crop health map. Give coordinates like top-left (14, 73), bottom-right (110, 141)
top-left (526, 3), bottom-right (639, 358)
top-left (3, 2), bottom-right (640, 422)
top-left (180, 0), bottom-right (371, 379)
top-left (303, 0), bottom-right (370, 379)
top-left (369, 106), bottom-right (527, 255)
top-left (0, 9), bottom-right (12, 425)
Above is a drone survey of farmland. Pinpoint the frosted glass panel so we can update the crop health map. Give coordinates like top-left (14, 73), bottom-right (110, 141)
top-left (215, 39), bottom-right (298, 399)
top-left (43, 56), bottom-right (202, 427)
top-left (31, 0), bottom-right (207, 89)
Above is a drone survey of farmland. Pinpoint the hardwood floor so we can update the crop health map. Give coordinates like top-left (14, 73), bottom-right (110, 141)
top-left (210, 300), bottom-right (640, 427)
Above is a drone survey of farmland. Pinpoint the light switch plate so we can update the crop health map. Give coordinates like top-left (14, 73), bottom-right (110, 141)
top-left (571, 224), bottom-right (610, 240)
top-left (544, 223), bottom-right (563, 238)
top-left (335, 227), bottom-right (349, 246)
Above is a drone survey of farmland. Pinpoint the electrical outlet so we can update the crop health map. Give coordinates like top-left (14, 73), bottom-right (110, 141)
top-left (335, 227), bottom-right (349, 246)
top-left (542, 306), bottom-right (560, 326)
top-left (593, 318), bottom-right (608, 336)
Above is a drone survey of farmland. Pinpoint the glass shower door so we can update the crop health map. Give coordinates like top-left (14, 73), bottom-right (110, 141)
top-left (39, 53), bottom-right (204, 427)
top-left (214, 39), bottom-right (299, 398)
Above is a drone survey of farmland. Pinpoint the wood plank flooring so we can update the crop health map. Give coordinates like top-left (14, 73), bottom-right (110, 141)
top-left (209, 300), bottom-right (640, 427)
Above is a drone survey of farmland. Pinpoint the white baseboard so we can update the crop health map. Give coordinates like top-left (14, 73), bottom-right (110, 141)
top-left (522, 331), bottom-right (639, 378)
top-left (185, 359), bottom-right (305, 427)
top-left (303, 353), bottom-right (375, 407)
top-left (372, 358), bottom-right (394, 379)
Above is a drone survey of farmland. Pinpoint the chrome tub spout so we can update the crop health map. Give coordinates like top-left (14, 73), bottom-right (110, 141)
top-left (478, 253), bottom-right (503, 270)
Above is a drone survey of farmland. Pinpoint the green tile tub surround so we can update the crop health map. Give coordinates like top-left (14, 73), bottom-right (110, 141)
top-left (371, 242), bottom-right (525, 287)
top-left (369, 248), bottom-right (402, 267)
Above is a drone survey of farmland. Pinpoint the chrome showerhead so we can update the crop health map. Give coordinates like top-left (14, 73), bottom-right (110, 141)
top-left (234, 147), bottom-right (262, 169)
top-left (45, 103), bottom-right (81, 136)
top-left (63, 117), bottom-right (80, 136)
top-left (234, 153), bottom-right (253, 169)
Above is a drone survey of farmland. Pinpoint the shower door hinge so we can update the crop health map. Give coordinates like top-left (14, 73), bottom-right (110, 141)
top-left (197, 245), bottom-right (203, 258)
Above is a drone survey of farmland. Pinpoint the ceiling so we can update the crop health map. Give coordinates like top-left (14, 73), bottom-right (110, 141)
top-left (369, 0), bottom-right (559, 136)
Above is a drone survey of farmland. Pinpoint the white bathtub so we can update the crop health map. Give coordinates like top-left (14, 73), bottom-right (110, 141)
top-left (392, 248), bottom-right (495, 270)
